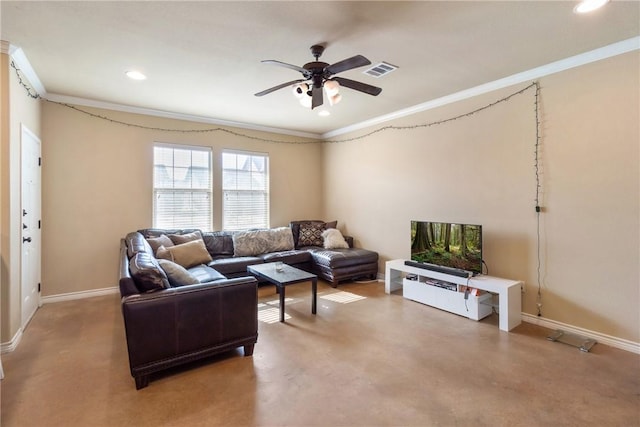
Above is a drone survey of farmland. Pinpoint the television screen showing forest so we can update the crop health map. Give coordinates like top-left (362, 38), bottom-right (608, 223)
top-left (410, 221), bottom-right (483, 274)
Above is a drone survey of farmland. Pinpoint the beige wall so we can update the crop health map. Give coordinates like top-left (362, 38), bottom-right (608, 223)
top-left (40, 104), bottom-right (322, 296)
top-left (1, 52), bottom-right (42, 343)
top-left (322, 52), bottom-right (639, 342)
top-left (26, 50), bottom-right (640, 346)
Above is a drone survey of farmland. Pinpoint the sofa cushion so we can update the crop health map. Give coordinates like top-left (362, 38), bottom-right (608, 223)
top-left (126, 232), bottom-right (154, 258)
top-left (202, 231), bottom-right (235, 256)
top-left (157, 259), bottom-right (199, 287)
top-left (232, 227), bottom-right (294, 256)
top-left (208, 256), bottom-right (263, 276)
top-left (138, 228), bottom-right (202, 239)
top-left (168, 231), bottom-right (203, 245)
top-left (129, 252), bottom-right (170, 292)
top-left (322, 228), bottom-right (349, 249)
top-left (187, 265), bottom-right (227, 283)
top-left (156, 239), bottom-right (213, 269)
top-left (258, 250), bottom-right (313, 265)
top-left (310, 248), bottom-right (379, 269)
top-left (146, 234), bottom-right (174, 255)
top-left (290, 220), bottom-right (337, 248)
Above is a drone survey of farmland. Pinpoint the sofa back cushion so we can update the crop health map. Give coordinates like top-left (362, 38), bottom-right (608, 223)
top-left (126, 232), bottom-right (154, 258)
top-left (232, 227), bottom-right (294, 256)
top-left (202, 231), bottom-right (235, 256)
top-left (138, 228), bottom-right (202, 239)
top-left (129, 252), bottom-right (170, 292)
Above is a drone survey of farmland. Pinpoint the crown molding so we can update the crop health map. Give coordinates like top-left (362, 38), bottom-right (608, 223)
top-left (45, 93), bottom-right (322, 140)
top-left (8, 36), bottom-right (639, 141)
top-left (8, 45), bottom-right (47, 97)
top-left (323, 36), bottom-right (640, 140)
top-left (0, 40), bottom-right (12, 55)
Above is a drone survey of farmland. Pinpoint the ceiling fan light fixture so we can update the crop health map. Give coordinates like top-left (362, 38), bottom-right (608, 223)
top-left (324, 79), bottom-right (340, 96)
top-left (299, 94), bottom-right (312, 108)
top-left (292, 83), bottom-right (308, 98)
top-left (573, 0), bottom-right (609, 14)
top-left (328, 92), bottom-right (342, 106)
top-left (257, 45), bottom-right (382, 109)
top-left (125, 70), bottom-right (147, 80)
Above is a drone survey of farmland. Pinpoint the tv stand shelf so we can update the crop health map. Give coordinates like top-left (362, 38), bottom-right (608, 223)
top-left (385, 259), bottom-right (522, 331)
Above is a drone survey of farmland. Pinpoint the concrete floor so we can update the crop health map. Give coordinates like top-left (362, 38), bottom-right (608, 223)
top-left (1, 280), bottom-right (638, 426)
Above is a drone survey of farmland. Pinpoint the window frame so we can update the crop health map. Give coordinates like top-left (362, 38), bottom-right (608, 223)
top-left (221, 149), bottom-right (270, 231)
top-left (152, 142), bottom-right (213, 231)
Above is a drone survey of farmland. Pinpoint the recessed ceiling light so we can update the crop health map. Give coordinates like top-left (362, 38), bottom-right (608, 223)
top-left (573, 0), bottom-right (609, 14)
top-left (318, 110), bottom-right (330, 117)
top-left (125, 70), bottom-right (147, 80)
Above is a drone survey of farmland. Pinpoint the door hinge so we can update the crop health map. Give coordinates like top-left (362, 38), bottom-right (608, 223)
top-left (38, 157), bottom-right (42, 166)
top-left (38, 282), bottom-right (41, 292)
top-left (38, 220), bottom-right (41, 229)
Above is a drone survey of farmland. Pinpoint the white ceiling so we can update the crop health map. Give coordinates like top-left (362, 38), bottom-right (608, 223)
top-left (2, 1), bottom-right (639, 138)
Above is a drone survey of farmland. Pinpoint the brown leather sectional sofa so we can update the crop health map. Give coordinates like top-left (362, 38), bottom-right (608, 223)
top-left (119, 234), bottom-right (258, 389)
top-left (118, 221), bottom-right (378, 389)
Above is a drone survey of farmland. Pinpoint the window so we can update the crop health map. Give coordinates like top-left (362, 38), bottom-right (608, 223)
top-left (222, 150), bottom-right (269, 230)
top-left (153, 144), bottom-right (212, 230)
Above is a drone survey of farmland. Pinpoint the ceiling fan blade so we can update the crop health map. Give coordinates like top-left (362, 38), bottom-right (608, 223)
top-left (311, 85), bottom-right (323, 109)
top-left (325, 55), bottom-right (371, 75)
top-left (254, 79), bottom-right (306, 97)
top-left (333, 77), bottom-right (382, 96)
top-left (262, 60), bottom-right (310, 76)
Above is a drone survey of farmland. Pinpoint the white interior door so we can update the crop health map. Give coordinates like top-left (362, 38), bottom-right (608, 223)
top-left (21, 125), bottom-right (41, 328)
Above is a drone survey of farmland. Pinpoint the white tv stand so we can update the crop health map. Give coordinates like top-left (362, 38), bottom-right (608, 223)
top-left (385, 259), bottom-right (522, 331)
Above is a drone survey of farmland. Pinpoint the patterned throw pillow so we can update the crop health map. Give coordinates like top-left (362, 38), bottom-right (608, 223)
top-left (232, 227), bottom-right (295, 256)
top-left (298, 222), bottom-right (325, 247)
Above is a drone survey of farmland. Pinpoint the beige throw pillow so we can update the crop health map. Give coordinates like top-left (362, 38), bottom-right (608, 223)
top-left (158, 259), bottom-right (200, 287)
top-left (159, 239), bottom-right (212, 269)
top-left (146, 234), bottom-right (174, 255)
top-left (168, 231), bottom-right (203, 245)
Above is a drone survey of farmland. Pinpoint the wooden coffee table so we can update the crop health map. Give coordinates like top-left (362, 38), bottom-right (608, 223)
top-left (248, 263), bottom-right (317, 322)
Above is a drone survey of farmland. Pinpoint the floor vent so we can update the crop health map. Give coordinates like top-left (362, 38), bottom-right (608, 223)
top-left (363, 62), bottom-right (398, 78)
top-left (547, 329), bottom-right (597, 352)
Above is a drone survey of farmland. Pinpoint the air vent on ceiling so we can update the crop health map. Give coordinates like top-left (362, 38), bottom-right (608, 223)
top-left (363, 62), bottom-right (398, 78)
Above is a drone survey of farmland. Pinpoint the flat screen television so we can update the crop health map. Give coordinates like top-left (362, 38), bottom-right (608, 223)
top-left (410, 221), bottom-right (483, 275)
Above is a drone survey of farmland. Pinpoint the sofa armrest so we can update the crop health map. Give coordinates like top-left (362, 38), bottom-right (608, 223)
top-left (343, 235), bottom-right (354, 248)
top-left (121, 277), bottom-right (258, 370)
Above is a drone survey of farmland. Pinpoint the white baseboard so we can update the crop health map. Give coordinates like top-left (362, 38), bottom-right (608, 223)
top-left (521, 313), bottom-right (640, 354)
top-left (1, 287), bottom-right (119, 354)
top-left (1, 329), bottom-right (22, 354)
top-left (41, 286), bottom-right (119, 304)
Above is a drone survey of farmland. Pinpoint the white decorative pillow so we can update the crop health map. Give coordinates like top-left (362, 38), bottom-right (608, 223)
top-left (322, 228), bottom-right (349, 249)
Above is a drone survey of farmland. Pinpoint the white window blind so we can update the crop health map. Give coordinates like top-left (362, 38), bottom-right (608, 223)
top-left (222, 150), bottom-right (269, 231)
top-left (153, 144), bottom-right (212, 230)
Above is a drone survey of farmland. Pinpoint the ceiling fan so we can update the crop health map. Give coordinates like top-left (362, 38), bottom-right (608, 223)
top-left (254, 44), bottom-right (382, 109)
